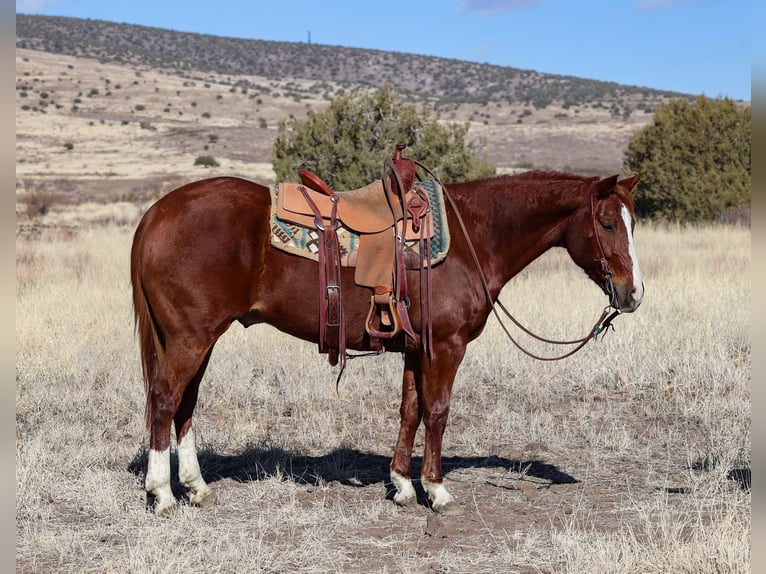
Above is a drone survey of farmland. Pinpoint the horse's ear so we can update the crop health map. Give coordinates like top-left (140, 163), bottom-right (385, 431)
top-left (618, 173), bottom-right (642, 194)
top-left (593, 174), bottom-right (619, 198)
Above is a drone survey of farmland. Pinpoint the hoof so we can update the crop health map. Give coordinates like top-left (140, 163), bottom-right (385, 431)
top-left (432, 499), bottom-right (464, 516)
top-left (151, 499), bottom-right (179, 517)
top-left (393, 492), bottom-right (418, 509)
top-left (189, 489), bottom-right (217, 508)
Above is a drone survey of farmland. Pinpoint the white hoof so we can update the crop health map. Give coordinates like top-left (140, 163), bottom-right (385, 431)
top-left (421, 478), bottom-right (463, 515)
top-left (150, 493), bottom-right (178, 516)
top-left (189, 487), bottom-right (217, 507)
top-left (390, 469), bottom-right (418, 508)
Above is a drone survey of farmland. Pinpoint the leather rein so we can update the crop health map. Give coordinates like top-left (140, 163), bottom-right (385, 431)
top-left (414, 160), bottom-right (622, 362)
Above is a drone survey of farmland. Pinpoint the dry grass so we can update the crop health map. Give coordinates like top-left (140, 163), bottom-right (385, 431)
top-left (16, 206), bottom-right (749, 572)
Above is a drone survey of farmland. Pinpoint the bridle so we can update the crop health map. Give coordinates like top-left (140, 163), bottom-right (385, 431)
top-left (418, 163), bottom-right (623, 361)
top-left (589, 189), bottom-right (621, 312)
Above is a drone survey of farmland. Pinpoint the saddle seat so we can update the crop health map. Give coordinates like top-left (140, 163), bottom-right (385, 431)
top-left (279, 178), bottom-right (417, 235)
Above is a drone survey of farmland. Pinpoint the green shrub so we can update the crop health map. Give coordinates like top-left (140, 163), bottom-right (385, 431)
top-left (194, 155), bottom-right (219, 168)
top-left (623, 96), bottom-right (750, 223)
top-left (272, 84), bottom-right (495, 189)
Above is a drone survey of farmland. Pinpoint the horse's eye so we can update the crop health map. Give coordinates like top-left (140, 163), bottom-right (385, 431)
top-left (601, 222), bottom-right (615, 233)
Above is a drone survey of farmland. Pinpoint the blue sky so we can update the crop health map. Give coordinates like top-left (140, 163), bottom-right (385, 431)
top-left (17, 0), bottom-right (751, 101)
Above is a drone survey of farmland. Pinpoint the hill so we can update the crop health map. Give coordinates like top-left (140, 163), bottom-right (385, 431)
top-left (15, 14), bottom-right (688, 206)
top-left (16, 14), bottom-right (688, 107)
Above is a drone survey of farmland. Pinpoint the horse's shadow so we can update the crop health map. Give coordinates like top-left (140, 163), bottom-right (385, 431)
top-left (128, 444), bottom-right (577, 505)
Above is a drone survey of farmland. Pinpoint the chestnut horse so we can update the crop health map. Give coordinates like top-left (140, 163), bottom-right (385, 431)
top-left (131, 170), bottom-right (643, 515)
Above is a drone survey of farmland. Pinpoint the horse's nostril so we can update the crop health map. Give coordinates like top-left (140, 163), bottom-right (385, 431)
top-left (629, 284), bottom-right (644, 305)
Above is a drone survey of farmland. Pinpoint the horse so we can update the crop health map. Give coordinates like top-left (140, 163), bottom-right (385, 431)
top-left (131, 169), bottom-right (644, 515)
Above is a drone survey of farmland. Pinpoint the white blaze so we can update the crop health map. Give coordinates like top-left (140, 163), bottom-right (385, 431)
top-left (621, 204), bottom-right (643, 303)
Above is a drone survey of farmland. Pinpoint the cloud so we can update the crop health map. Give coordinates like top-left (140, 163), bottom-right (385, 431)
top-left (458, 0), bottom-right (542, 15)
top-left (633, 0), bottom-right (719, 14)
top-left (16, 0), bottom-right (68, 12)
top-left (466, 38), bottom-right (503, 61)
top-left (633, 0), bottom-right (685, 13)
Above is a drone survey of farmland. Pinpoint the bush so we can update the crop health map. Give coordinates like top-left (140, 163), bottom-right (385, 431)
top-left (272, 84), bottom-right (495, 189)
top-left (623, 96), bottom-right (750, 223)
top-left (22, 182), bottom-right (56, 218)
top-left (194, 155), bottom-right (219, 168)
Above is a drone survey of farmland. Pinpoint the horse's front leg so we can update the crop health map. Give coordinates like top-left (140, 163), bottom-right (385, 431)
top-left (419, 342), bottom-right (466, 515)
top-left (390, 353), bottom-right (422, 508)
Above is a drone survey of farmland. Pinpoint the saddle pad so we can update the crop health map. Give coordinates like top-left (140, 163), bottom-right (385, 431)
top-left (270, 179), bottom-right (450, 268)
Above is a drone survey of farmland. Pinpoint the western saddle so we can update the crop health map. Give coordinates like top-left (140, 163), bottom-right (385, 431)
top-left (275, 143), bottom-right (436, 369)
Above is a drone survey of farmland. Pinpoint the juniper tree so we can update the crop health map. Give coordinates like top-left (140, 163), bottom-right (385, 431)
top-left (623, 96), bottom-right (750, 223)
top-left (272, 84), bottom-right (495, 189)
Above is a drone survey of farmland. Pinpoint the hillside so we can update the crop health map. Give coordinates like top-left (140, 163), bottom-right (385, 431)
top-left (15, 14), bottom-right (686, 206)
top-left (16, 14), bottom-right (689, 108)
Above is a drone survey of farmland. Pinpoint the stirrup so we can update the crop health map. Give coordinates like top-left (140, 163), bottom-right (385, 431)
top-left (365, 289), bottom-right (402, 339)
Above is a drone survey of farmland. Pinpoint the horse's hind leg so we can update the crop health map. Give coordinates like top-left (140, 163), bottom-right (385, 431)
top-left (174, 348), bottom-right (216, 507)
top-left (145, 339), bottom-right (216, 514)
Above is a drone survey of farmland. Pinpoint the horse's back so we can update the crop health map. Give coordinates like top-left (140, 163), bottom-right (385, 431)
top-left (138, 176), bottom-right (269, 228)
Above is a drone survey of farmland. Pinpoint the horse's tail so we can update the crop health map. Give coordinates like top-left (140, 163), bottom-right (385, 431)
top-left (130, 216), bottom-right (164, 431)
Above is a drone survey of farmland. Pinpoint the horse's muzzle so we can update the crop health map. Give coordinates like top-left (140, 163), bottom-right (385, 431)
top-left (617, 281), bottom-right (644, 313)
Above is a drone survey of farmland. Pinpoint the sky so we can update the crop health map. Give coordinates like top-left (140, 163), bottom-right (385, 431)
top-left (16, 0), bottom-right (751, 101)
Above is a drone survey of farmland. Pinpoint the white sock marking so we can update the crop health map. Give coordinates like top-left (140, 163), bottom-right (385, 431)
top-left (178, 429), bottom-right (213, 504)
top-left (421, 478), bottom-right (455, 508)
top-left (146, 447), bottom-right (174, 512)
top-left (177, 429), bottom-right (202, 486)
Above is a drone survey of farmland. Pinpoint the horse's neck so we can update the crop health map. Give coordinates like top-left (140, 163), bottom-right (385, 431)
top-left (449, 174), bottom-right (585, 295)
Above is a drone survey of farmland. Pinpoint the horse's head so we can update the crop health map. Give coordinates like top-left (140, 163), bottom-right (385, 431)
top-left (566, 174), bottom-right (644, 313)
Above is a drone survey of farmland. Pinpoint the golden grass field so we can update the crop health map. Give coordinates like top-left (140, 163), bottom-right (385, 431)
top-left (16, 199), bottom-right (750, 572)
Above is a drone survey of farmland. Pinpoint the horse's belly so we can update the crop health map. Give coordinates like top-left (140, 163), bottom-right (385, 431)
top-left (243, 248), bottom-right (378, 352)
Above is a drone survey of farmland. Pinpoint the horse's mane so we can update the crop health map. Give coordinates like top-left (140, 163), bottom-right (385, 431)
top-left (489, 170), bottom-right (635, 211)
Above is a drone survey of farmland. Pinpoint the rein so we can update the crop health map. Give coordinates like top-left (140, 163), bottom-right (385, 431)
top-left (414, 161), bottom-right (621, 361)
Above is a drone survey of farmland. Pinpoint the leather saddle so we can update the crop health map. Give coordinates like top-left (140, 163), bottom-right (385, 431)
top-left (277, 176), bottom-right (433, 284)
top-left (274, 144), bottom-right (435, 368)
